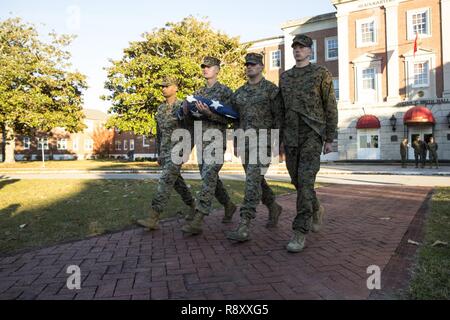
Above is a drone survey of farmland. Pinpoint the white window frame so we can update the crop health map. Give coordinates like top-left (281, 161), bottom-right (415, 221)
top-left (325, 37), bottom-right (338, 61)
top-left (57, 139), bottom-right (68, 150)
top-left (84, 139), bottom-right (93, 151)
top-left (37, 138), bottom-right (49, 150)
top-left (407, 8), bottom-right (432, 40)
top-left (23, 137), bottom-right (30, 150)
top-left (412, 61), bottom-right (430, 88)
top-left (123, 140), bottom-right (128, 151)
top-left (356, 17), bottom-right (377, 48)
top-left (130, 139), bottom-right (135, 151)
top-left (115, 140), bottom-right (122, 150)
top-left (362, 68), bottom-right (376, 90)
top-left (332, 78), bottom-right (339, 101)
top-left (353, 56), bottom-right (383, 104)
top-left (310, 40), bottom-right (317, 63)
top-left (143, 136), bottom-right (150, 148)
top-left (72, 137), bottom-right (79, 151)
top-left (270, 50), bottom-right (281, 69)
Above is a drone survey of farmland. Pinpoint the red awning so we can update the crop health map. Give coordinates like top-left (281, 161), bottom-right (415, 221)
top-left (403, 106), bottom-right (435, 124)
top-left (356, 115), bottom-right (381, 129)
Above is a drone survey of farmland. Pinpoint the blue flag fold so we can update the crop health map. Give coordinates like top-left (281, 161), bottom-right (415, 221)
top-left (177, 95), bottom-right (239, 120)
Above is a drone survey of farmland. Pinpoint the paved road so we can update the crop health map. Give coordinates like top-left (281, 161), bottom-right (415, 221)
top-left (1, 171), bottom-right (450, 186)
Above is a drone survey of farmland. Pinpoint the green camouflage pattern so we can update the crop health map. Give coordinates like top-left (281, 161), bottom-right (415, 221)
top-left (153, 100), bottom-right (194, 213)
top-left (231, 78), bottom-right (281, 220)
top-left (279, 63), bottom-right (338, 145)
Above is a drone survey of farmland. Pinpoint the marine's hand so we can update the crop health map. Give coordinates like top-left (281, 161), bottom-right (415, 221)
top-left (323, 142), bottom-right (333, 155)
top-left (196, 101), bottom-right (213, 116)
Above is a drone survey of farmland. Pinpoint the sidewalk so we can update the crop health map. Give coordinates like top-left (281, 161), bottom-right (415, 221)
top-left (0, 184), bottom-right (431, 300)
top-left (1, 163), bottom-right (449, 176)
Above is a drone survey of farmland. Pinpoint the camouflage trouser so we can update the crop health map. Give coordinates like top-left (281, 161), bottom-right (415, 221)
top-left (196, 161), bottom-right (230, 215)
top-left (151, 156), bottom-right (194, 213)
top-left (285, 129), bottom-right (322, 234)
top-left (429, 151), bottom-right (438, 167)
top-left (240, 162), bottom-right (276, 220)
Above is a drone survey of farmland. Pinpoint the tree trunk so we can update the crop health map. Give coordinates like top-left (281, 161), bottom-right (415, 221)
top-left (4, 124), bottom-right (16, 163)
top-left (1, 124), bottom-right (5, 162)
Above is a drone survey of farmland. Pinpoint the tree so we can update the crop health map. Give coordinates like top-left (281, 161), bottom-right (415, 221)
top-left (103, 16), bottom-right (250, 136)
top-left (92, 127), bottom-right (114, 159)
top-left (0, 17), bottom-right (87, 163)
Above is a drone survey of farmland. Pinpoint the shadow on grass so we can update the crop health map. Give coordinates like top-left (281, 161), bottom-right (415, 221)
top-left (0, 177), bottom-right (20, 190)
top-left (0, 175), bottom-right (295, 256)
top-left (407, 188), bottom-right (450, 300)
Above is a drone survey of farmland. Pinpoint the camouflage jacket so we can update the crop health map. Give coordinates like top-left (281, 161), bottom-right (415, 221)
top-left (231, 78), bottom-right (282, 131)
top-left (427, 142), bottom-right (438, 153)
top-left (156, 100), bottom-right (184, 158)
top-left (185, 81), bottom-right (233, 150)
top-left (279, 64), bottom-right (338, 144)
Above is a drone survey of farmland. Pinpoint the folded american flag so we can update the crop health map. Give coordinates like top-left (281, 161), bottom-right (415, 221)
top-left (177, 95), bottom-right (239, 120)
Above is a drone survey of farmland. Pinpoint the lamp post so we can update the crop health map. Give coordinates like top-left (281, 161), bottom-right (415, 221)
top-left (390, 115), bottom-right (397, 132)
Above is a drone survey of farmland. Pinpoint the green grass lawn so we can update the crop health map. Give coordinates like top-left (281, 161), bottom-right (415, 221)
top-left (0, 178), bottom-right (296, 255)
top-left (408, 187), bottom-right (450, 300)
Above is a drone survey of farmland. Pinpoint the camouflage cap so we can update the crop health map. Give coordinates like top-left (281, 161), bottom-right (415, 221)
top-left (245, 53), bottom-right (264, 65)
top-left (201, 56), bottom-right (221, 68)
top-left (292, 34), bottom-right (313, 48)
top-left (159, 76), bottom-right (178, 87)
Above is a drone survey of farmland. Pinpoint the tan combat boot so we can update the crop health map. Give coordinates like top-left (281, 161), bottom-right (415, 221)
top-left (312, 205), bottom-right (325, 233)
top-left (266, 202), bottom-right (282, 228)
top-left (286, 230), bottom-right (306, 253)
top-left (184, 202), bottom-right (196, 221)
top-left (181, 211), bottom-right (204, 235)
top-left (226, 217), bottom-right (251, 242)
top-left (137, 208), bottom-right (160, 231)
top-left (222, 201), bottom-right (237, 224)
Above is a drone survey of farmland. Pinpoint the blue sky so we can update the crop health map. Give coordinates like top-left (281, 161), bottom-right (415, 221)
top-left (1, 0), bottom-right (336, 112)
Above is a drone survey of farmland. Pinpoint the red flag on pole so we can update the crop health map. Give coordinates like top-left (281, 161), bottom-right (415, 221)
top-left (413, 32), bottom-right (419, 58)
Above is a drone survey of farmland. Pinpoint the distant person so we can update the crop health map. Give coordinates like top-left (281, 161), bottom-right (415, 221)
top-left (427, 137), bottom-right (439, 169)
top-left (420, 139), bottom-right (427, 169)
top-left (400, 138), bottom-right (409, 168)
top-left (412, 136), bottom-right (421, 169)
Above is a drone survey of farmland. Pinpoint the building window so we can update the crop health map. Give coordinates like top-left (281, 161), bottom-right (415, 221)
top-left (123, 140), bottom-right (128, 150)
top-left (115, 140), bottom-right (122, 150)
top-left (270, 50), bottom-right (281, 69)
top-left (357, 18), bottom-right (377, 47)
top-left (85, 139), bottom-right (93, 151)
top-left (310, 40), bottom-right (317, 63)
top-left (333, 78), bottom-right (339, 101)
top-left (143, 136), bottom-right (150, 147)
top-left (407, 8), bottom-right (431, 40)
top-left (413, 61), bottom-right (429, 87)
top-left (72, 137), bottom-right (78, 151)
top-left (23, 137), bottom-right (30, 150)
top-left (359, 134), bottom-right (379, 149)
top-left (362, 68), bottom-right (376, 90)
top-left (37, 138), bottom-right (49, 150)
top-left (325, 37), bottom-right (338, 61)
top-left (57, 139), bottom-right (68, 150)
top-left (130, 139), bottom-right (135, 151)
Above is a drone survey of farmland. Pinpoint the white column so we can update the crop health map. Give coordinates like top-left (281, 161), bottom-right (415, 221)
top-left (337, 12), bottom-right (350, 105)
top-left (385, 3), bottom-right (401, 102)
top-left (442, 0), bottom-right (450, 98)
top-left (283, 28), bottom-right (295, 71)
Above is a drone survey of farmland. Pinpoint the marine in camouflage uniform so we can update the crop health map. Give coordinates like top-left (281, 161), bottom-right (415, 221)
top-left (226, 53), bottom-right (284, 242)
top-left (137, 76), bottom-right (195, 231)
top-left (427, 137), bottom-right (439, 169)
top-left (181, 57), bottom-right (237, 235)
top-left (279, 34), bottom-right (338, 252)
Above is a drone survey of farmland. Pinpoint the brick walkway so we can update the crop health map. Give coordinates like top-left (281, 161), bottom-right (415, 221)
top-left (0, 184), bottom-right (432, 300)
